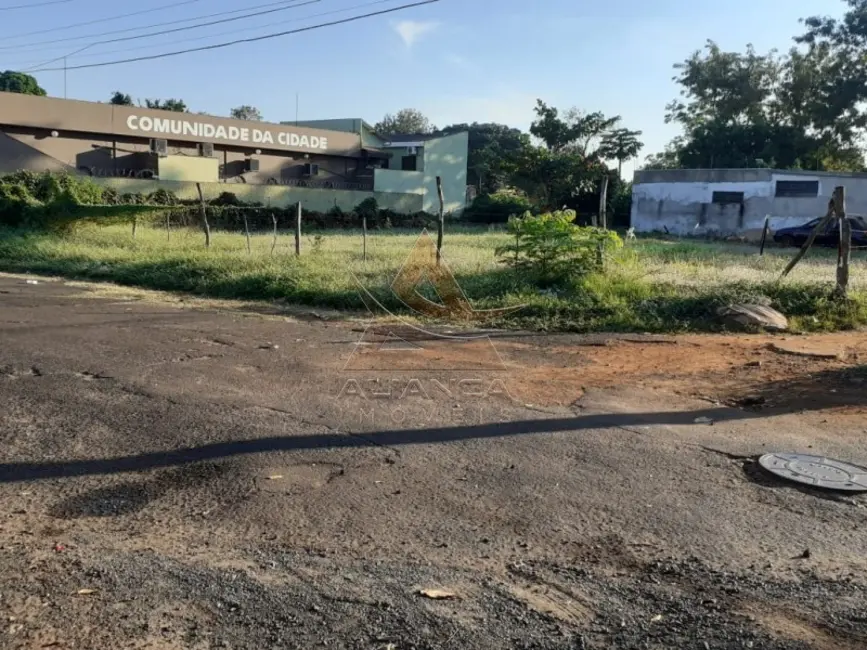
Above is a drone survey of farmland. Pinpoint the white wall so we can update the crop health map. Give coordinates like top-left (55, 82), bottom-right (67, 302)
top-left (630, 172), bottom-right (839, 238)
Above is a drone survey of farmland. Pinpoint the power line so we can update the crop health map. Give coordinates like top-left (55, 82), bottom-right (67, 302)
top-left (4, 0), bottom-right (315, 52)
top-left (28, 0), bottom-right (439, 72)
top-left (9, 0), bottom-right (396, 68)
top-left (11, 0), bottom-right (320, 62)
top-left (2, 0), bottom-right (205, 40)
top-left (0, 0), bottom-right (72, 9)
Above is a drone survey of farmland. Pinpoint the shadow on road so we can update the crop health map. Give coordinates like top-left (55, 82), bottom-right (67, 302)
top-left (0, 407), bottom-right (757, 484)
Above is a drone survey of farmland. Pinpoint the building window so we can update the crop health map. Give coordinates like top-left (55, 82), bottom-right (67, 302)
top-left (775, 180), bottom-right (819, 197)
top-left (401, 155), bottom-right (417, 171)
top-left (712, 191), bottom-right (744, 204)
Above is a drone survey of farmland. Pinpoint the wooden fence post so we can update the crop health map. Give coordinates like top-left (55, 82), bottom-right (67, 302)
top-left (195, 183), bottom-right (211, 248)
top-left (362, 215), bottom-right (367, 262)
top-left (436, 176), bottom-right (445, 265)
top-left (834, 185), bottom-right (851, 298)
top-left (132, 216), bottom-right (137, 240)
top-left (759, 215), bottom-right (770, 256)
top-left (243, 210), bottom-right (251, 255)
top-left (271, 212), bottom-right (278, 256)
top-left (295, 201), bottom-right (302, 256)
top-left (165, 210), bottom-right (171, 241)
top-left (599, 175), bottom-right (609, 230)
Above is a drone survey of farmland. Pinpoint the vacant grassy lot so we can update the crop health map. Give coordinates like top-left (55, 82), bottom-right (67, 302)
top-left (1, 224), bottom-right (865, 332)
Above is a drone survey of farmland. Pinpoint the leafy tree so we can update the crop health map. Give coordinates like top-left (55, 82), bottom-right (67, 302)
top-left (510, 145), bottom-right (608, 210)
top-left (436, 122), bottom-right (531, 193)
top-left (597, 128), bottom-right (644, 176)
top-left (652, 33), bottom-right (867, 172)
top-left (230, 105), bottom-right (263, 121)
top-left (144, 98), bottom-right (187, 112)
top-left (0, 70), bottom-right (46, 96)
top-left (529, 100), bottom-right (620, 155)
top-left (109, 91), bottom-right (133, 106)
top-left (374, 108), bottom-right (435, 135)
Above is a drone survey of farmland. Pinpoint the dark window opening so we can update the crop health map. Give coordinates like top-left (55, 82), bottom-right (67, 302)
top-left (712, 191), bottom-right (744, 204)
top-left (775, 180), bottom-right (819, 198)
top-left (401, 155), bottom-right (417, 171)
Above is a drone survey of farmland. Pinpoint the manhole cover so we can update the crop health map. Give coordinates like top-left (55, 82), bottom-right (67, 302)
top-left (758, 453), bottom-right (867, 492)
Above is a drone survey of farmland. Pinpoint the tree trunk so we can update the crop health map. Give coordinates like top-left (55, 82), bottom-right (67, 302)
top-left (598, 175), bottom-right (609, 230)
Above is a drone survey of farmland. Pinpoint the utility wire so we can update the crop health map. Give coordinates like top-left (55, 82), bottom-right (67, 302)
top-left (12, 0), bottom-right (320, 62)
top-left (28, 0), bottom-right (439, 72)
top-left (4, 0), bottom-right (315, 51)
top-left (9, 0), bottom-right (396, 68)
top-left (0, 0), bottom-right (72, 9)
top-left (2, 0), bottom-right (205, 40)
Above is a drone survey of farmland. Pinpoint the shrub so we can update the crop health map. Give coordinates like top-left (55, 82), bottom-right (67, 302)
top-left (496, 210), bottom-right (622, 284)
top-left (354, 197), bottom-right (378, 222)
top-left (464, 189), bottom-right (533, 223)
top-left (147, 188), bottom-right (179, 206)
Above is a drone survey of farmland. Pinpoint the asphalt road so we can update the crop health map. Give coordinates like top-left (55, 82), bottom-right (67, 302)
top-left (1, 274), bottom-right (866, 650)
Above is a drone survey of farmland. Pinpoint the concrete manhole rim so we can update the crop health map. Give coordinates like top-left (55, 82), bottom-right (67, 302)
top-left (758, 452), bottom-right (867, 492)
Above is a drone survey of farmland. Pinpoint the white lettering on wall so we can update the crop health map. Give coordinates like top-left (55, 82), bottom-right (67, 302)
top-left (124, 115), bottom-right (334, 152)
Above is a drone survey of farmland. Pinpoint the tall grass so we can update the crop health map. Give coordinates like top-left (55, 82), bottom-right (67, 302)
top-left (0, 224), bottom-right (865, 332)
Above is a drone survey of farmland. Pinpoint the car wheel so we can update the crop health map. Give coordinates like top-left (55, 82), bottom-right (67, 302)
top-left (779, 235), bottom-right (795, 248)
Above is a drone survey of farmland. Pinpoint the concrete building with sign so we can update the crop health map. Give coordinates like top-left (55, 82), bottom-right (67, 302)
top-left (0, 92), bottom-right (469, 214)
top-left (631, 168), bottom-right (867, 239)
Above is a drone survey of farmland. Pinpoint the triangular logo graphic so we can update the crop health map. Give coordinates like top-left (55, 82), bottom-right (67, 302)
top-left (342, 229), bottom-right (525, 372)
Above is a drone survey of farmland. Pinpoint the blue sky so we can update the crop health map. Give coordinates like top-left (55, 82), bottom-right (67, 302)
top-left (0, 0), bottom-right (845, 177)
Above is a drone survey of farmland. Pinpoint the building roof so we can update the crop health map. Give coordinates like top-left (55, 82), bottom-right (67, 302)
top-left (380, 133), bottom-right (437, 143)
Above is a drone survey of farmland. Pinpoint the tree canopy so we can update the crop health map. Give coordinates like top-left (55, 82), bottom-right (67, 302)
top-left (0, 71), bottom-right (46, 96)
top-left (230, 105), bottom-right (263, 121)
top-left (144, 98), bottom-right (187, 112)
top-left (109, 91), bottom-right (133, 106)
top-left (647, 1), bottom-right (867, 172)
top-left (374, 108), bottom-right (435, 135)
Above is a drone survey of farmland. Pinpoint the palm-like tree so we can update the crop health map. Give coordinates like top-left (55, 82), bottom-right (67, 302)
top-left (598, 128), bottom-right (644, 176)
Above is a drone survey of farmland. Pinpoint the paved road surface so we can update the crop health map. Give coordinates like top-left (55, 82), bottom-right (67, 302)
top-left (1, 275), bottom-right (866, 649)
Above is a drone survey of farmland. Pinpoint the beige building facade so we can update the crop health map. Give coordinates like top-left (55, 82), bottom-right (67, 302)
top-left (0, 92), bottom-right (469, 213)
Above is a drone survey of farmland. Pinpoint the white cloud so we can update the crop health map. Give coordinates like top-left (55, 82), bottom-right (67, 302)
top-left (392, 20), bottom-right (439, 48)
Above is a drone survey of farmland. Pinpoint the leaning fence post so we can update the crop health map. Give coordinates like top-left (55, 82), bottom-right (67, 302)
top-left (295, 201), bottom-right (302, 256)
top-left (165, 209), bottom-right (171, 241)
top-left (362, 215), bottom-right (368, 262)
top-left (271, 211), bottom-right (279, 256)
top-left (132, 215), bottom-right (137, 240)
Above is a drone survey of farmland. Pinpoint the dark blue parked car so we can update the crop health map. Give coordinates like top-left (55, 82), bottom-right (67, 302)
top-left (773, 216), bottom-right (867, 248)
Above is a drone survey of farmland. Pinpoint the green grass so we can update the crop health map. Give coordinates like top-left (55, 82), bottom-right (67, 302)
top-left (1, 223), bottom-right (865, 333)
